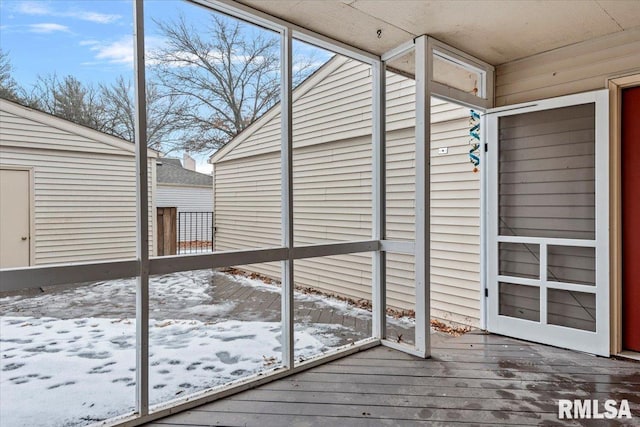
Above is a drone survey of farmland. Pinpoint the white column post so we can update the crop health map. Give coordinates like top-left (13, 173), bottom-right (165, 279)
top-left (211, 163), bottom-right (216, 251)
top-left (414, 35), bottom-right (432, 358)
top-left (280, 27), bottom-right (294, 368)
top-left (372, 60), bottom-right (386, 339)
top-left (133, 0), bottom-right (149, 415)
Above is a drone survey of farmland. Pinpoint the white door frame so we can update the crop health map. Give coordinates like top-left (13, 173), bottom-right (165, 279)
top-left (486, 90), bottom-right (610, 356)
top-left (608, 74), bottom-right (640, 356)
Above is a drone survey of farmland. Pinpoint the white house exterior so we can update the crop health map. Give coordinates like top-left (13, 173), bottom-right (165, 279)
top-left (0, 99), bottom-right (157, 267)
top-left (211, 56), bottom-right (481, 327)
top-left (156, 157), bottom-right (213, 244)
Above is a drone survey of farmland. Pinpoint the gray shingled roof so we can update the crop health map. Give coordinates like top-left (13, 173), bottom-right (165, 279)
top-left (156, 158), bottom-right (212, 187)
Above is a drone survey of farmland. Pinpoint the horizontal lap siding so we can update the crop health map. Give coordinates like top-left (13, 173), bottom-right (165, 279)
top-left (214, 152), bottom-right (282, 252)
top-left (293, 136), bottom-right (373, 303)
top-left (495, 27), bottom-right (640, 106)
top-left (213, 60), bottom-right (481, 327)
top-left (0, 113), bottom-right (155, 265)
top-left (156, 186), bottom-right (213, 212)
top-left (293, 137), bottom-right (372, 245)
top-left (0, 109), bottom-right (126, 155)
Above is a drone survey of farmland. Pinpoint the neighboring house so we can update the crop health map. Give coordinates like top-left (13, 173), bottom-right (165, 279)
top-left (210, 56), bottom-right (481, 327)
top-left (0, 98), bottom-right (157, 268)
top-left (156, 156), bottom-right (213, 246)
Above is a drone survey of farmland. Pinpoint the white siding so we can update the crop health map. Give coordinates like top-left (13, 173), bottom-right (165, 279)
top-left (156, 186), bottom-right (213, 212)
top-left (495, 27), bottom-right (640, 106)
top-left (213, 59), bottom-right (481, 327)
top-left (0, 105), bottom-right (155, 265)
top-left (214, 152), bottom-right (281, 252)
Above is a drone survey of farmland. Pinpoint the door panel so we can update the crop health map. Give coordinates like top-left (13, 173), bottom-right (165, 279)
top-left (622, 86), bottom-right (640, 352)
top-left (487, 90), bottom-right (609, 356)
top-left (0, 169), bottom-right (31, 268)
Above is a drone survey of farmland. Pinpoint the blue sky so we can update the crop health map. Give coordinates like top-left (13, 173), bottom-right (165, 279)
top-left (0, 0), bottom-right (330, 101)
top-left (2, 0), bottom-right (134, 87)
top-left (0, 1), bottom-right (236, 87)
top-left (0, 1), bottom-right (331, 171)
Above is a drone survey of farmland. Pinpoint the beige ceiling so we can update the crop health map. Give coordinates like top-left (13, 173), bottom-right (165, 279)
top-left (237, 0), bottom-right (640, 65)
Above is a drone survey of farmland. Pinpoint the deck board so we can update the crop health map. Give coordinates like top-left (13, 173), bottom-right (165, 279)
top-left (148, 332), bottom-right (640, 426)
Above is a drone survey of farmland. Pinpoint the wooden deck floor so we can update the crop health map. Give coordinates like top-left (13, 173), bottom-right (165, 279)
top-left (148, 331), bottom-right (640, 426)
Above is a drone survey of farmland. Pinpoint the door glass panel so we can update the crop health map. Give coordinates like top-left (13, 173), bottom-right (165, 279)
top-left (547, 289), bottom-right (596, 331)
top-left (499, 282), bottom-right (539, 321)
top-left (498, 103), bottom-right (595, 240)
top-left (499, 242), bottom-right (539, 279)
top-left (547, 246), bottom-right (595, 285)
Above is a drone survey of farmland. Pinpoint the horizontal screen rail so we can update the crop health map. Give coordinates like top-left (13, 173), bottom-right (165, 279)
top-left (290, 240), bottom-right (379, 259)
top-left (0, 259), bottom-right (139, 292)
top-left (380, 240), bottom-right (415, 254)
top-left (149, 247), bottom-right (289, 275)
top-left (496, 236), bottom-right (596, 247)
top-left (546, 281), bottom-right (597, 293)
top-left (1, 241), bottom-right (382, 292)
top-left (497, 275), bottom-right (598, 294)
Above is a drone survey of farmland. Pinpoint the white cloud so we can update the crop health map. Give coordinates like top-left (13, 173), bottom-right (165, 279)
top-left (13, 1), bottom-right (121, 24)
top-left (82, 36), bottom-right (165, 68)
top-left (14, 1), bottom-right (50, 16)
top-left (28, 23), bottom-right (70, 33)
top-left (68, 10), bottom-right (120, 24)
top-left (87, 36), bottom-right (134, 65)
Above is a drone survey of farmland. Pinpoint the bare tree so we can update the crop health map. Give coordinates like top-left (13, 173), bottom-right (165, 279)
top-left (26, 74), bottom-right (107, 132)
top-left (150, 14), bottom-right (316, 153)
top-left (100, 77), bottom-right (190, 152)
top-left (0, 49), bottom-right (22, 102)
top-left (4, 16), bottom-right (322, 155)
top-left (19, 73), bottom-right (185, 153)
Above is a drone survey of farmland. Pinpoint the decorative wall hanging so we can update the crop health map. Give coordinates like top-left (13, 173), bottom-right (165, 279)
top-left (469, 109), bottom-right (481, 173)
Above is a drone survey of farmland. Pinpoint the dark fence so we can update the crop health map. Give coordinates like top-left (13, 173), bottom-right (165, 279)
top-left (177, 211), bottom-right (214, 254)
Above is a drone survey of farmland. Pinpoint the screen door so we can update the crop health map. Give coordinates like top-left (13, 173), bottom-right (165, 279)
top-left (486, 90), bottom-right (609, 356)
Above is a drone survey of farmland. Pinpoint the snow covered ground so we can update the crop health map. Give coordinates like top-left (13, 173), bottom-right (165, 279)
top-left (1, 316), bottom-right (338, 426)
top-left (1, 270), bottom-right (412, 427)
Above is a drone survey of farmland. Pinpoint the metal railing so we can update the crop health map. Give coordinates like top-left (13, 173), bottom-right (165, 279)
top-left (177, 211), bottom-right (213, 254)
